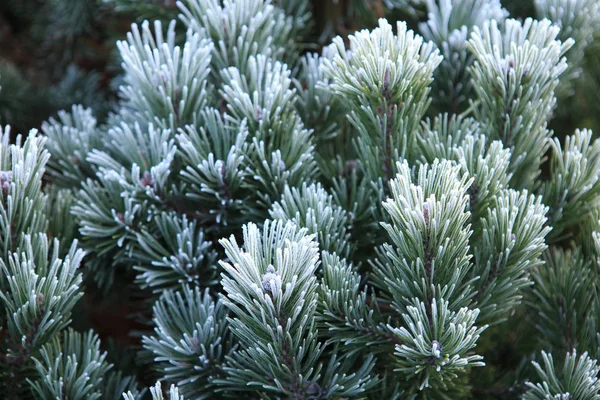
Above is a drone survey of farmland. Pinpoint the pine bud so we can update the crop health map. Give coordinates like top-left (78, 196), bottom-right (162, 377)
top-left (344, 160), bottom-right (356, 177)
top-left (304, 381), bottom-right (324, 399)
top-left (431, 340), bottom-right (442, 358)
top-left (141, 171), bottom-right (154, 188)
top-left (261, 265), bottom-right (281, 293)
top-left (0, 170), bottom-right (12, 198)
top-left (382, 65), bottom-right (391, 96)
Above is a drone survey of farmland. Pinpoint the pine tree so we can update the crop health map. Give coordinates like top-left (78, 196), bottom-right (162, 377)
top-left (1, 0), bottom-right (600, 398)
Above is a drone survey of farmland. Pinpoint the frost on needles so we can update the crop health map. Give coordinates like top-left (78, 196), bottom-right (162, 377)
top-left (1, 0), bottom-right (600, 398)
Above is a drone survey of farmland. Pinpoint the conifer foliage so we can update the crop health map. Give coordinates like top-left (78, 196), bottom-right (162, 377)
top-left (1, 0), bottom-right (600, 398)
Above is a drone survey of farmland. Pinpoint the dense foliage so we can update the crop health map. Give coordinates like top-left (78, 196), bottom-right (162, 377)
top-left (1, 0), bottom-right (600, 398)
